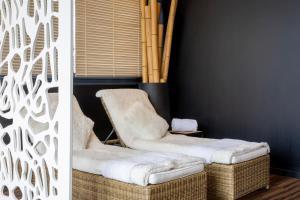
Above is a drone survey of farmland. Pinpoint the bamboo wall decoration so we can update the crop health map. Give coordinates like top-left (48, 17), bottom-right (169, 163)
top-left (161, 0), bottom-right (178, 83)
top-left (141, 0), bottom-right (148, 83)
top-left (145, 5), bottom-right (154, 82)
top-left (141, 0), bottom-right (177, 83)
top-left (151, 0), bottom-right (160, 83)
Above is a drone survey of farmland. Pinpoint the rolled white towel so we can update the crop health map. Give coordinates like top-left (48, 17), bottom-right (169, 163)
top-left (171, 118), bottom-right (198, 132)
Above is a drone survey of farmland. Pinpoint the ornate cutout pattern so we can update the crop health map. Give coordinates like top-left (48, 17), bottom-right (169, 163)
top-left (0, 0), bottom-right (62, 199)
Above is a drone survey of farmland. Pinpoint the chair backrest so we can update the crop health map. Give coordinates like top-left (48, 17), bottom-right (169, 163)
top-left (96, 89), bottom-right (156, 147)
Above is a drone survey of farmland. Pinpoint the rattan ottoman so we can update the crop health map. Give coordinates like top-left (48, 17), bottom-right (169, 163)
top-left (72, 170), bottom-right (207, 200)
top-left (205, 155), bottom-right (270, 200)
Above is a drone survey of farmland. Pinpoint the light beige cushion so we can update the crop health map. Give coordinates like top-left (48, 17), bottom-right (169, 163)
top-left (96, 89), bottom-right (161, 146)
top-left (124, 101), bottom-right (168, 141)
top-left (48, 93), bottom-right (94, 150)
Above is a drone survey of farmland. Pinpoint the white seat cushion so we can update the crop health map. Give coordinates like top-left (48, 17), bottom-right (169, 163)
top-left (96, 89), bottom-right (158, 145)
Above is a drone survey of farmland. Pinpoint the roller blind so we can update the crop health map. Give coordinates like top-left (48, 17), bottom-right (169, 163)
top-left (75, 0), bottom-right (142, 77)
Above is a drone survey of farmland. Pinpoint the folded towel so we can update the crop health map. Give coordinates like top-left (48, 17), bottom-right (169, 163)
top-left (101, 155), bottom-right (171, 186)
top-left (189, 138), bottom-right (270, 164)
top-left (73, 149), bottom-right (204, 186)
top-left (171, 118), bottom-right (198, 132)
top-left (101, 152), bottom-right (203, 186)
top-left (131, 135), bottom-right (270, 164)
top-left (210, 139), bottom-right (270, 164)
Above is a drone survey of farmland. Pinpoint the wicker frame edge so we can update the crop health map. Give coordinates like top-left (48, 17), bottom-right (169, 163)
top-left (72, 170), bottom-right (207, 200)
top-left (205, 155), bottom-right (270, 200)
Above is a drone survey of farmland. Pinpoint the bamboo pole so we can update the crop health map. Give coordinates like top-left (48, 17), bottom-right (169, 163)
top-left (140, 0), bottom-right (148, 83)
top-left (157, 2), bottom-right (161, 21)
top-left (157, 3), bottom-right (163, 75)
top-left (158, 24), bottom-right (163, 73)
top-left (145, 6), bottom-right (154, 82)
top-left (161, 0), bottom-right (178, 83)
top-left (150, 0), bottom-right (160, 83)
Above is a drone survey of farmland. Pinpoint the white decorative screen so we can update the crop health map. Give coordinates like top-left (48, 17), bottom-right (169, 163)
top-left (0, 0), bottom-right (72, 200)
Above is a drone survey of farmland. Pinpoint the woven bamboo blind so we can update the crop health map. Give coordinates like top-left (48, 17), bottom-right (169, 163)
top-left (75, 0), bottom-right (142, 77)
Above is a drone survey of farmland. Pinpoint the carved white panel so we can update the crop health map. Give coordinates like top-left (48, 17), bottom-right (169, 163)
top-left (0, 0), bottom-right (72, 200)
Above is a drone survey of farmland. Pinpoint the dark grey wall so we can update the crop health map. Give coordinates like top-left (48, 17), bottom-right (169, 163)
top-left (169, 0), bottom-right (300, 178)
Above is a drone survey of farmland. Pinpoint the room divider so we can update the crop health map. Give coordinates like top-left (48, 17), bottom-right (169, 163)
top-left (0, 0), bottom-right (73, 199)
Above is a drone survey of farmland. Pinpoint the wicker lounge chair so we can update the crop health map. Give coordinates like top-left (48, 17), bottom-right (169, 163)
top-left (73, 170), bottom-right (207, 200)
top-left (96, 89), bottom-right (270, 200)
top-left (71, 132), bottom-right (208, 200)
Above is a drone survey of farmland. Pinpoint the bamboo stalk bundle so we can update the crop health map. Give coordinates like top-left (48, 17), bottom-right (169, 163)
top-left (140, 0), bottom-right (177, 83)
top-left (140, 0), bottom-right (148, 83)
top-left (150, 0), bottom-right (160, 83)
top-left (145, 5), bottom-right (154, 82)
top-left (161, 0), bottom-right (178, 83)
